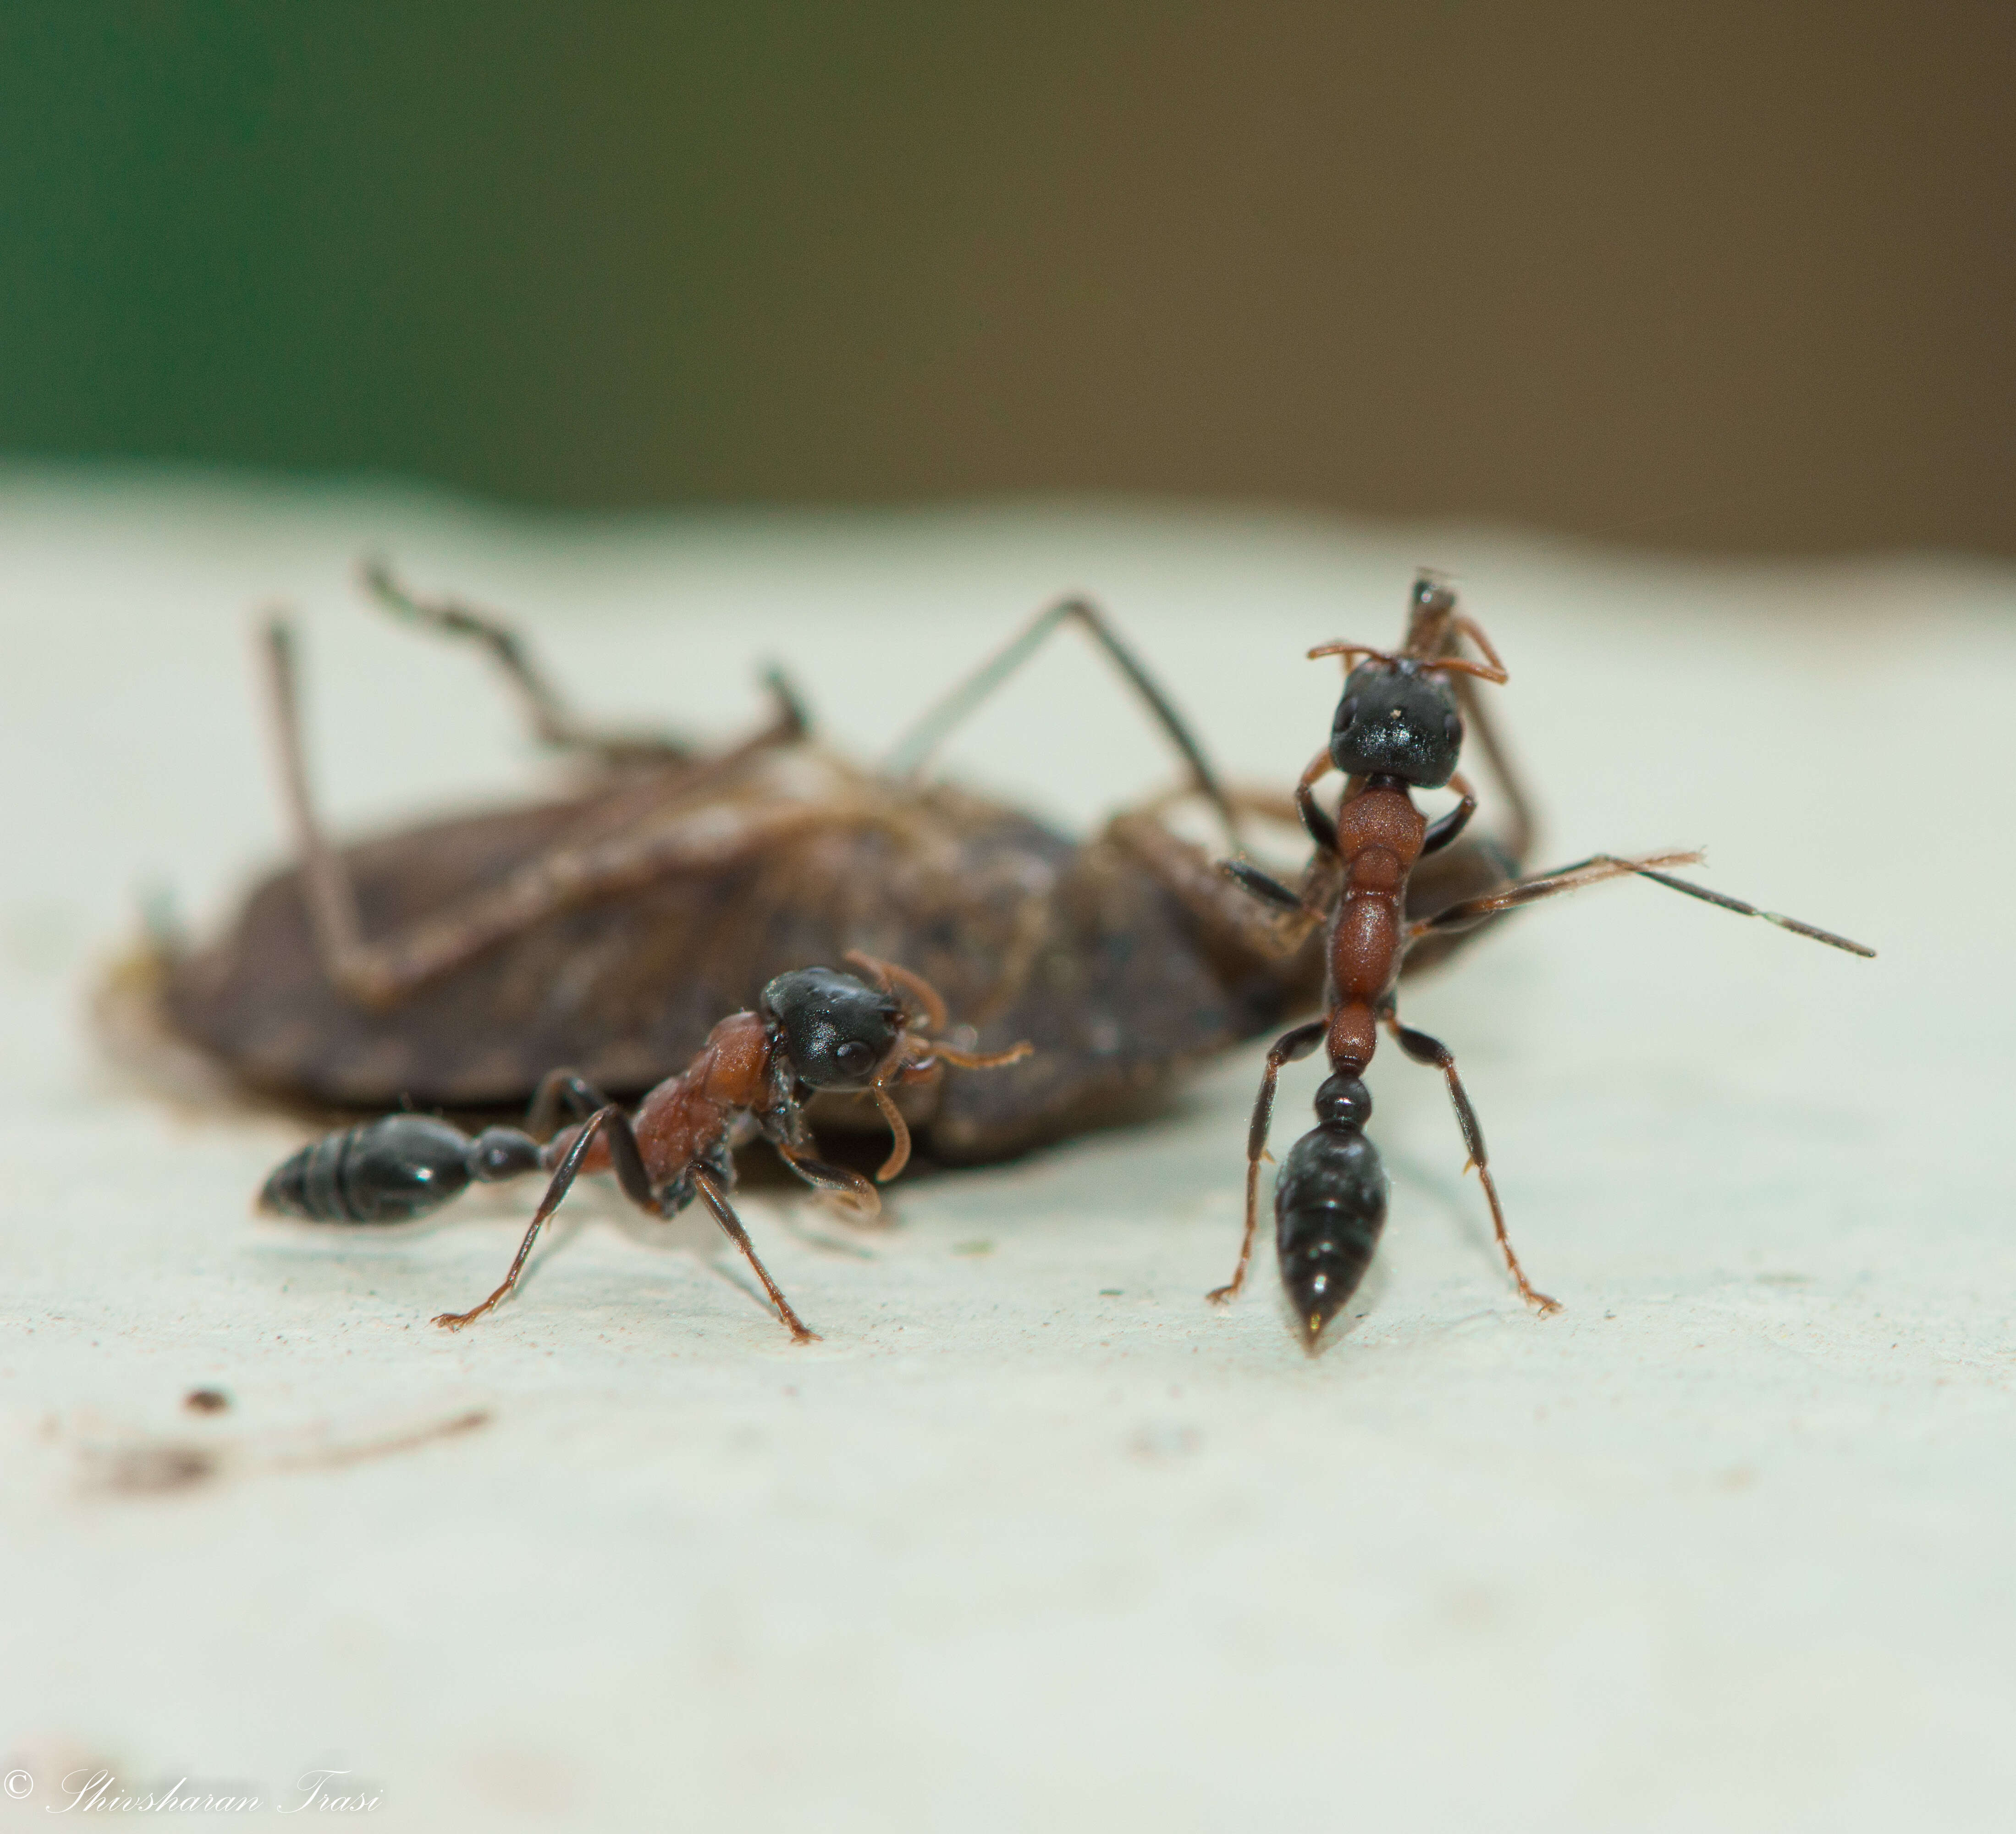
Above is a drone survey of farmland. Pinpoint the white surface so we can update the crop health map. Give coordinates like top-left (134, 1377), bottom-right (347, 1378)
top-left (0, 471), bottom-right (2010, 1831)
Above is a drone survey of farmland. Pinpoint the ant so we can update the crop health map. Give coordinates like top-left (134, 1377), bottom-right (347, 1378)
top-left (1212, 573), bottom-right (1874, 1345)
top-left (259, 954), bottom-right (1029, 1340)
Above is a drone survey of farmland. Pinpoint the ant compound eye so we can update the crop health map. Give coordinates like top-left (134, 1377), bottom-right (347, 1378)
top-left (834, 1039), bottom-right (876, 1078)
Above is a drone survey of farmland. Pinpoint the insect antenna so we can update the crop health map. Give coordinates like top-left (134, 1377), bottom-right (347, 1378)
top-left (843, 949), bottom-right (1033, 1178)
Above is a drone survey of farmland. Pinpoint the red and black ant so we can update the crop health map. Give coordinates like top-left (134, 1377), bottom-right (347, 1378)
top-left (260, 954), bottom-right (1028, 1340)
top-left (1212, 574), bottom-right (1874, 1344)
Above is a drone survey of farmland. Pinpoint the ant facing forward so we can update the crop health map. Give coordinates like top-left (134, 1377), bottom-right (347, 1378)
top-left (1214, 574), bottom-right (1873, 1344)
top-left (261, 954), bottom-right (1029, 1340)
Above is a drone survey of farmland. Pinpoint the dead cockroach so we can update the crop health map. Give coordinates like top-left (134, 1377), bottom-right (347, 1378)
top-left (1212, 573), bottom-right (1876, 1344)
top-left (259, 954), bottom-right (1027, 1338)
top-left (150, 563), bottom-right (1536, 1162)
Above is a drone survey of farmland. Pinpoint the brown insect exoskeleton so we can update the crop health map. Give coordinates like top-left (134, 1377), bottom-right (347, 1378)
top-left (259, 955), bottom-right (1029, 1339)
top-left (154, 563), bottom-right (1535, 1162)
top-left (1211, 574), bottom-right (1876, 1345)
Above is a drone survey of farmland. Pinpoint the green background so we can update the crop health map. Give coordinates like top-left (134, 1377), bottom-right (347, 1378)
top-left (4, 2), bottom-right (2010, 552)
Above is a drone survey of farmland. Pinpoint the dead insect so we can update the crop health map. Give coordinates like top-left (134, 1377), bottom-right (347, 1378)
top-left (1211, 573), bottom-right (1876, 1345)
top-left (260, 955), bottom-right (1028, 1339)
top-left (152, 563), bottom-right (1535, 1162)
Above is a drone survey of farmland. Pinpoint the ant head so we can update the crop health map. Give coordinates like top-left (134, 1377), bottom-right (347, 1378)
top-left (759, 967), bottom-right (907, 1091)
top-left (1329, 660), bottom-right (1463, 789)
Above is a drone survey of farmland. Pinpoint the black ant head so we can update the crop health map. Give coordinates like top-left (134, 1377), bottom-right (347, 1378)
top-left (759, 967), bottom-right (907, 1091)
top-left (1329, 660), bottom-right (1464, 789)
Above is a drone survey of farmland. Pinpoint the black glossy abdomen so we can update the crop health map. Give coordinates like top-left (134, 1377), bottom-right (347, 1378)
top-left (261, 1114), bottom-right (475, 1223)
top-left (1274, 1127), bottom-right (1389, 1332)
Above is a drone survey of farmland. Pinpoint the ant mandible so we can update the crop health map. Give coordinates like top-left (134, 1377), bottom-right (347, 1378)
top-left (260, 954), bottom-right (1029, 1340)
top-left (1213, 573), bottom-right (1873, 1344)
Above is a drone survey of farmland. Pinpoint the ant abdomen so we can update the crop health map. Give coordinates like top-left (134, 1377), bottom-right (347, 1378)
top-left (260, 1114), bottom-right (541, 1223)
top-left (1273, 1075), bottom-right (1388, 1343)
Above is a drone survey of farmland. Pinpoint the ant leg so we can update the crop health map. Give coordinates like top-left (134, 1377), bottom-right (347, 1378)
top-left (1448, 614), bottom-right (1510, 686)
top-left (1420, 772), bottom-right (1478, 857)
top-left (1411, 851), bottom-right (1874, 957)
top-left (1450, 671), bottom-right (1534, 869)
top-left (1409, 850), bottom-right (1704, 940)
top-left (886, 595), bottom-right (1244, 846)
top-left (434, 1104), bottom-right (654, 1329)
top-left (261, 619), bottom-right (836, 1006)
top-left (526, 1069), bottom-right (616, 1141)
top-left (692, 1167), bottom-right (818, 1342)
top-left (1223, 861), bottom-right (1306, 912)
top-left (1383, 1016), bottom-right (1560, 1315)
top-left (776, 1143), bottom-right (881, 1215)
top-left (1209, 1018), bottom-right (1327, 1305)
top-left (1398, 831), bottom-right (1524, 978)
top-left (1218, 746), bottom-right (1345, 923)
top-left (1293, 748), bottom-right (1339, 854)
top-left (1621, 867), bottom-right (1875, 956)
top-left (1382, 648), bottom-right (1536, 980)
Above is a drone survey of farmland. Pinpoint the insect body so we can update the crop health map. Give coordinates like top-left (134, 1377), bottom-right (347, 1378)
top-left (1213, 575), bottom-right (1874, 1344)
top-left (156, 566), bottom-right (1534, 1162)
top-left (261, 956), bottom-right (1027, 1338)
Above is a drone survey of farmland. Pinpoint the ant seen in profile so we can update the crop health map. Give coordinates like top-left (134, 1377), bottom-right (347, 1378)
top-left (1213, 574), bottom-right (1874, 1345)
top-left (260, 954), bottom-right (1028, 1340)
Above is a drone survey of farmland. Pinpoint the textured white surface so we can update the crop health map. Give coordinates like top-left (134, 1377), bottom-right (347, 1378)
top-left (0, 473), bottom-right (2010, 1831)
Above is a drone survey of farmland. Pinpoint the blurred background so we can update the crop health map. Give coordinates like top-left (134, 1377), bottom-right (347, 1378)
top-left (2, 0), bottom-right (2009, 555)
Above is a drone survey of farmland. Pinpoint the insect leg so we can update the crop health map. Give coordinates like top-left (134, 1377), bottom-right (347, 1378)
top-left (434, 1105), bottom-right (650, 1330)
top-left (1449, 669), bottom-right (1534, 869)
top-left (527, 1069), bottom-right (617, 1141)
top-left (1409, 851), bottom-right (1873, 956)
top-left (1384, 1016), bottom-right (1559, 1315)
top-left (1621, 868), bottom-right (1875, 957)
top-left (1293, 747), bottom-right (1339, 854)
top-left (1209, 1018), bottom-right (1327, 1306)
top-left (886, 596), bottom-right (1244, 845)
top-left (1420, 772), bottom-right (1478, 857)
top-left (353, 803), bottom-right (842, 999)
top-left (775, 1145), bottom-right (881, 1214)
top-left (1384, 650), bottom-right (1535, 978)
top-left (263, 618), bottom-right (375, 1000)
top-left (1406, 850), bottom-right (1706, 940)
top-left (362, 559), bottom-right (812, 773)
top-left (1397, 832), bottom-right (1524, 979)
top-left (1106, 810), bottom-right (1338, 969)
top-left (1223, 862), bottom-right (1307, 912)
top-left (360, 559), bottom-right (690, 765)
top-left (260, 631), bottom-right (831, 1007)
top-left (691, 1167), bottom-right (819, 1342)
